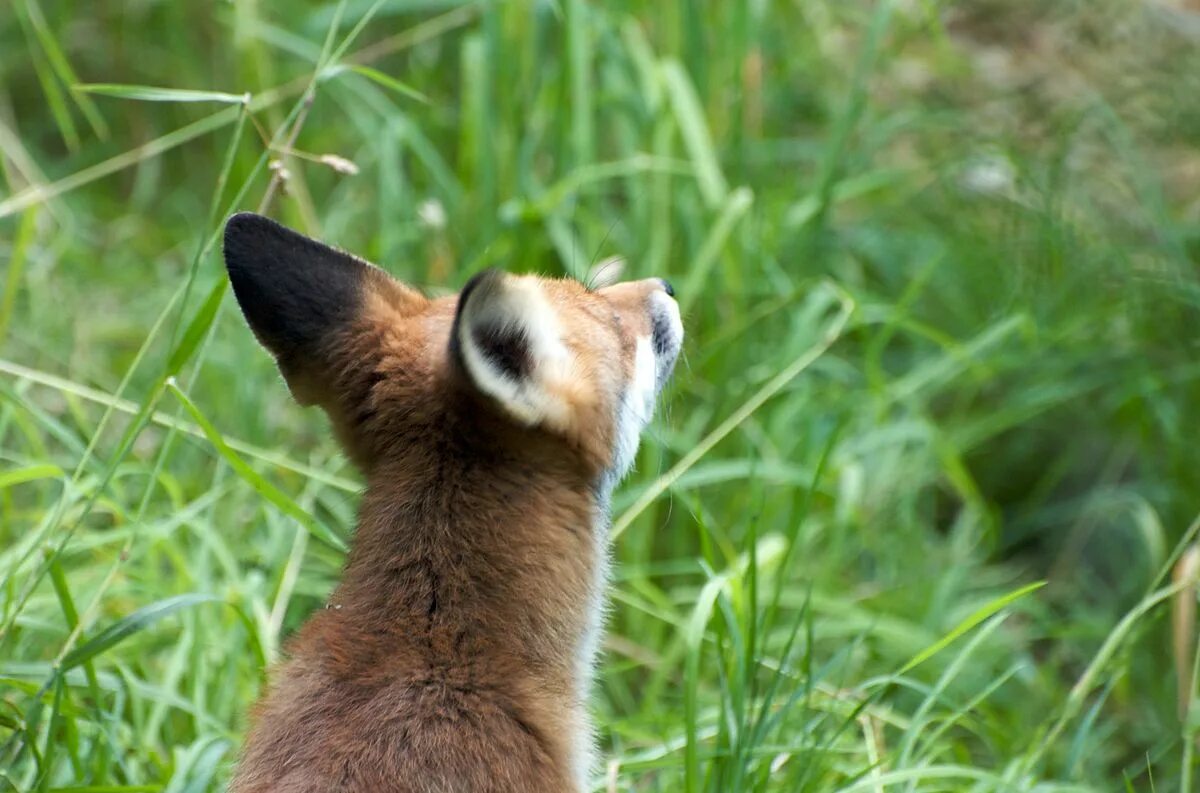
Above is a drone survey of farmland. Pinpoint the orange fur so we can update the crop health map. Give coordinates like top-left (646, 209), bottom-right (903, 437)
top-left (222, 213), bottom-right (681, 792)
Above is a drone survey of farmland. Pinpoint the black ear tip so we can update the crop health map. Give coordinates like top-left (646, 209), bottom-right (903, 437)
top-left (226, 210), bottom-right (263, 226)
top-left (224, 213), bottom-right (259, 266)
top-left (223, 212), bottom-right (274, 264)
top-left (223, 212), bottom-right (301, 270)
top-left (224, 211), bottom-right (270, 238)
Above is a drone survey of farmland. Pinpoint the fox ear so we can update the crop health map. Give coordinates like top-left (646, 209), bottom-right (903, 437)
top-left (452, 270), bottom-right (572, 427)
top-left (222, 212), bottom-right (404, 405)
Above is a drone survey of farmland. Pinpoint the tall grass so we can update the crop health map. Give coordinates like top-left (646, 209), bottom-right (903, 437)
top-left (2, 1), bottom-right (1199, 790)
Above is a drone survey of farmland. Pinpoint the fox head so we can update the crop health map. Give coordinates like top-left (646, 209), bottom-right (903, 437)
top-left (222, 211), bottom-right (682, 495)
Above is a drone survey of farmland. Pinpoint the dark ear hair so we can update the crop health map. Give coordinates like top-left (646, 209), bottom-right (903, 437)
top-left (222, 212), bottom-right (374, 404)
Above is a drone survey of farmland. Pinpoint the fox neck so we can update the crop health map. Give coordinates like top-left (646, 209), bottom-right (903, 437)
top-left (336, 459), bottom-right (600, 653)
top-left (314, 451), bottom-right (608, 788)
top-left (321, 437), bottom-right (607, 726)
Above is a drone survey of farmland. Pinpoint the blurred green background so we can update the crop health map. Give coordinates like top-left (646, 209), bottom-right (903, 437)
top-left (3, 0), bottom-right (1200, 790)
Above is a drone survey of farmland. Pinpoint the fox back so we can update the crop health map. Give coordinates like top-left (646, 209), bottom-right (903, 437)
top-left (222, 213), bottom-right (683, 793)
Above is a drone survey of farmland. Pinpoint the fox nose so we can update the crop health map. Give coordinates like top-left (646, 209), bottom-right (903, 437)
top-left (658, 278), bottom-right (675, 298)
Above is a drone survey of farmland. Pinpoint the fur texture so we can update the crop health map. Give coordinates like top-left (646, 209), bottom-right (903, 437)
top-left (223, 213), bottom-right (682, 793)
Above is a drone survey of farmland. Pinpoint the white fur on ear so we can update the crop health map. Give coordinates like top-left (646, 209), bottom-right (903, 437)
top-left (456, 273), bottom-right (572, 427)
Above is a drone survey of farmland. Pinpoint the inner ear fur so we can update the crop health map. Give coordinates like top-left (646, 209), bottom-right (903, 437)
top-left (222, 212), bottom-right (419, 407)
top-left (450, 270), bottom-right (575, 428)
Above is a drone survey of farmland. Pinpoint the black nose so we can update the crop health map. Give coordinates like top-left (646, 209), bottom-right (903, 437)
top-left (659, 278), bottom-right (675, 297)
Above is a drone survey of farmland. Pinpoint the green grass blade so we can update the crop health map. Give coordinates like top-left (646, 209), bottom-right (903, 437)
top-left (678, 186), bottom-right (753, 315)
top-left (16, 7), bottom-right (80, 153)
top-left (0, 359), bottom-right (358, 493)
top-left (0, 106), bottom-right (243, 219)
top-left (34, 673), bottom-right (65, 793)
top-left (1018, 578), bottom-right (1193, 776)
top-left (45, 782), bottom-right (164, 787)
top-left (73, 84), bottom-right (250, 104)
top-left (0, 465), bottom-right (65, 491)
top-left (166, 280), bottom-right (228, 376)
top-left (897, 582), bottom-right (1045, 676)
top-left (60, 594), bottom-right (220, 670)
top-left (15, 0), bottom-right (109, 141)
top-left (684, 571), bottom-right (728, 793)
top-left (165, 381), bottom-right (348, 552)
top-left (328, 65), bottom-right (430, 104)
top-left (0, 209), bottom-right (38, 342)
top-left (661, 59), bottom-right (728, 208)
top-left (567, 0), bottom-right (594, 167)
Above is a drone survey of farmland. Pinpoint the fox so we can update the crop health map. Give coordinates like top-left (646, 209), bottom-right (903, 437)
top-left (221, 212), bottom-right (683, 793)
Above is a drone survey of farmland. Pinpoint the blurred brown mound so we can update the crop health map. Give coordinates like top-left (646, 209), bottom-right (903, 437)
top-left (942, 0), bottom-right (1200, 209)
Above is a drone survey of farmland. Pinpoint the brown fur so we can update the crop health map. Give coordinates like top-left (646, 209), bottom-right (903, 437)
top-left (223, 213), bottom-right (677, 793)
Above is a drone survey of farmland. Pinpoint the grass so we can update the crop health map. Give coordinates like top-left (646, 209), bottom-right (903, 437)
top-left (2, 0), bottom-right (1200, 790)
